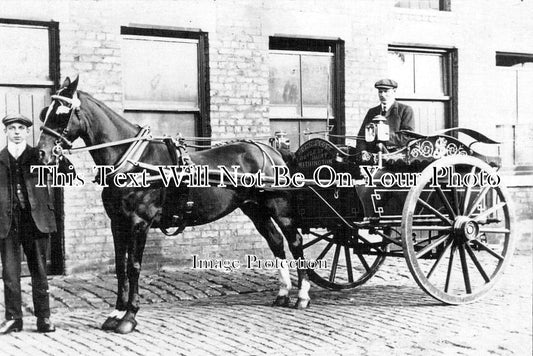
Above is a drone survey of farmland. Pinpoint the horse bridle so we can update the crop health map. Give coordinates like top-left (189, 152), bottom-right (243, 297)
top-left (41, 91), bottom-right (154, 161)
top-left (40, 92), bottom-right (81, 157)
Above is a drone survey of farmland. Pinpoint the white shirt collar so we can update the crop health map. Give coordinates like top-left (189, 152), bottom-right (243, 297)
top-left (7, 141), bottom-right (27, 159)
top-left (382, 100), bottom-right (395, 113)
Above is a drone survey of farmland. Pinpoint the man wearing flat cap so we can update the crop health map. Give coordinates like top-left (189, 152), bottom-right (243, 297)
top-left (356, 79), bottom-right (415, 152)
top-left (0, 114), bottom-right (57, 334)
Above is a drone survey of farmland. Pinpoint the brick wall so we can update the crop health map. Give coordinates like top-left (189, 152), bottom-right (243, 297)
top-left (2, 0), bottom-right (531, 273)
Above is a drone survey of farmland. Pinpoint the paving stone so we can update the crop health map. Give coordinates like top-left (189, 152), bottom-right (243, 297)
top-left (0, 254), bottom-right (530, 355)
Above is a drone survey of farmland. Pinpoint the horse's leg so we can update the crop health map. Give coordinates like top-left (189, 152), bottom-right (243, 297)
top-left (279, 226), bottom-right (311, 309)
top-left (241, 203), bottom-right (292, 307)
top-left (268, 199), bottom-right (311, 309)
top-left (115, 218), bottom-right (148, 334)
top-left (102, 220), bottom-right (129, 330)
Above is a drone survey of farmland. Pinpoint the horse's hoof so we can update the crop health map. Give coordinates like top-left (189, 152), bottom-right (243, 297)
top-left (272, 295), bottom-right (291, 307)
top-left (114, 317), bottom-right (137, 334)
top-left (293, 298), bottom-right (310, 309)
top-left (101, 316), bottom-right (119, 330)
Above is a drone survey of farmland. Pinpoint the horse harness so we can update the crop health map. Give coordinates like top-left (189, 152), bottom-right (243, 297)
top-left (41, 91), bottom-right (277, 236)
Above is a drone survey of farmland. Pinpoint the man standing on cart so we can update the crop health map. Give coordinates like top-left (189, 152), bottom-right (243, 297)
top-left (356, 79), bottom-right (415, 153)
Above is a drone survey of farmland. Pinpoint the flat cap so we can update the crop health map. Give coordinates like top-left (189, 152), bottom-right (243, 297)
top-left (2, 114), bottom-right (33, 127)
top-left (374, 79), bottom-right (398, 89)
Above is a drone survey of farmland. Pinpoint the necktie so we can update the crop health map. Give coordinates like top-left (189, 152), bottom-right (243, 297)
top-left (381, 104), bottom-right (387, 116)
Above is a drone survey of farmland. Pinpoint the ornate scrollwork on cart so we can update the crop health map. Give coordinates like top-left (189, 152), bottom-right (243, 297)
top-left (409, 137), bottom-right (469, 161)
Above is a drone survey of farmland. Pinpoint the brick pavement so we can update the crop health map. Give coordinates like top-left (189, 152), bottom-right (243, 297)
top-left (0, 253), bottom-right (531, 356)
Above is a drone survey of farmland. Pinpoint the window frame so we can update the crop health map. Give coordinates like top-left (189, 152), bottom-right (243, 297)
top-left (394, 0), bottom-right (451, 11)
top-left (120, 25), bottom-right (210, 139)
top-left (0, 18), bottom-right (60, 90)
top-left (495, 51), bottom-right (533, 171)
top-left (269, 36), bottom-right (345, 144)
top-left (388, 44), bottom-right (458, 129)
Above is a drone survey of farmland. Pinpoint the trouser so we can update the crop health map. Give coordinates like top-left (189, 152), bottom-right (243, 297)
top-left (0, 207), bottom-right (50, 320)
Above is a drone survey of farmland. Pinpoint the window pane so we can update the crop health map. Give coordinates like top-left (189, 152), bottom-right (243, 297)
top-left (269, 53), bottom-right (301, 117)
top-left (414, 54), bottom-right (446, 96)
top-left (122, 37), bottom-right (198, 108)
top-left (0, 24), bottom-right (50, 82)
top-left (124, 111), bottom-right (196, 139)
top-left (388, 51), bottom-right (415, 96)
top-left (517, 69), bottom-right (533, 123)
top-left (301, 55), bottom-right (334, 118)
top-left (493, 69), bottom-right (517, 124)
top-left (395, 0), bottom-right (440, 10)
top-left (406, 100), bottom-right (446, 134)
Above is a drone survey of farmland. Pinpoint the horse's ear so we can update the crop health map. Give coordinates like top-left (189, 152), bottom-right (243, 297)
top-left (70, 75), bottom-right (79, 91)
top-left (39, 106), bottom-right (49, 122)
top-left (59, 75), bottom-right (79, 96)
top-left (60, 77), bottom-right (71, 89)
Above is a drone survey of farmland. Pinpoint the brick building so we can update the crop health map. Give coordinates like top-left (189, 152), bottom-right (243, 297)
top-left (1, 0), bottom-right (531, 274)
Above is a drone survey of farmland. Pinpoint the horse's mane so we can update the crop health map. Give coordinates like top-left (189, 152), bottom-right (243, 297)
top-left (78, 90), bottom-right (138, 130)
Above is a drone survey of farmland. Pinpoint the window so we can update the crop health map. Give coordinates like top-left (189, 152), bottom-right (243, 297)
top-left (269, 37), bottom-right (344, 148)
top-left (388, 46), bottom-right (455, 134)
top-left (394, 0), bottom-right (451, 11)
top-left (121, 26), bottom-right (209, 141)
top-left (495, 52), bottom-right (533, 169)
top-left (0, 18), bottom-right (59, 146)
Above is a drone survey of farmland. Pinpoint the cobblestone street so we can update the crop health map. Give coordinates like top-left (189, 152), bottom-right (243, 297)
top-left (0, 253), bottom-right (531, 355)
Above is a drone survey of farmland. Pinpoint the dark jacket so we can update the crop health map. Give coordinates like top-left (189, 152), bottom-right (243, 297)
top-left (0, 145), bottom-right (57, 239)
top-left (356, 101), bottom-right (415, 152)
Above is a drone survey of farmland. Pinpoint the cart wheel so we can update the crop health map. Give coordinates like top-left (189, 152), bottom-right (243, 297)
top-left (302, 228), bottom-right (390, 290)
top-left (402, 155), bottom-right (514, 304)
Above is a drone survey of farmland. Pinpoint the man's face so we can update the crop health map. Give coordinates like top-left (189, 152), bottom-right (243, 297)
top-left (4, 123), bottom-right (30, 144)
top-left (378, 88), bottom-right (396, 105)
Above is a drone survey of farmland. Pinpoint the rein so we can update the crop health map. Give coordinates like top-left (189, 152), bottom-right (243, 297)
top-left (41, 91), bottom-right (282, 182)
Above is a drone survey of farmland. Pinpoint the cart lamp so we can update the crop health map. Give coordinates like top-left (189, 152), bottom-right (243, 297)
top-left (270, 130), bottom-right (290, 151)
top-left (365, 115), bottom-right (389, 144)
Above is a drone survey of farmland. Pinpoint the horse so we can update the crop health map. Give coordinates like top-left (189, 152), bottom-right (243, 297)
top-left (37, 76), bottom-right (311, 334)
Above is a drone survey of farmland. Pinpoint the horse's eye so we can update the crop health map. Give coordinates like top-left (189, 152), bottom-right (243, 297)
top-left (56, 105), bottom-right (70, 115)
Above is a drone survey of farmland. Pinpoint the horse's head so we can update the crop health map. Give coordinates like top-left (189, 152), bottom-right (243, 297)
top-left (38, 76), bottom-right (84, 164)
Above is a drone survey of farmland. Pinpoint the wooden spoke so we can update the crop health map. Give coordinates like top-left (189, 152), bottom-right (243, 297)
top-left (465, 243), bottom-right (490, 283)
top-left (414, 230), bottom-right (449, 247)
top-left (452, 186), bottom-right (461, 215)
top-left (479, 227), bottom-right (510, 234)
top-left (462, 166), bottom-right (476, 213)
top-left (412, 226), bottom-right (452, 231)
top-left (316, 240), bottom-right (334, 261)
top-left (329, 243), bottom-right (342, 282)
top-left (436, 186), bottom-right (456, 219)
top-left (426, 239), bottom-right (453, 279)
top-left (356, 235), bottom-right (383, 254)
top-left (373, 229), bottom-right (402, 246)
top-left (309, 230), bottom-right (333, 239)
top-left (466, 185), bottom-right (491, 217)
top-left (344, 246), bottom-right (354, 283)
top-left (304, 235), bottom-right (329, 249)
top-left (415, 234), bottom-right (450, 259)
top-left (444, 243), bottom-right (457, 293)
top-left (473, 202), bottom-right (506, 223)
top-left (417, 198), bottom-right (453, 225)
top-left (458, 244), bottom-right (472, 294)
top-left (416, 190), bottom-right (434, 215)
top-left (356, 253), bottom-right (371, 272)
top-left (472, 240), bottom-right (505, 261)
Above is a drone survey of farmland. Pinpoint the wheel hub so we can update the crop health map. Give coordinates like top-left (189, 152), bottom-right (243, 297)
top-left (453, 216), bottom-right (479, 243)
